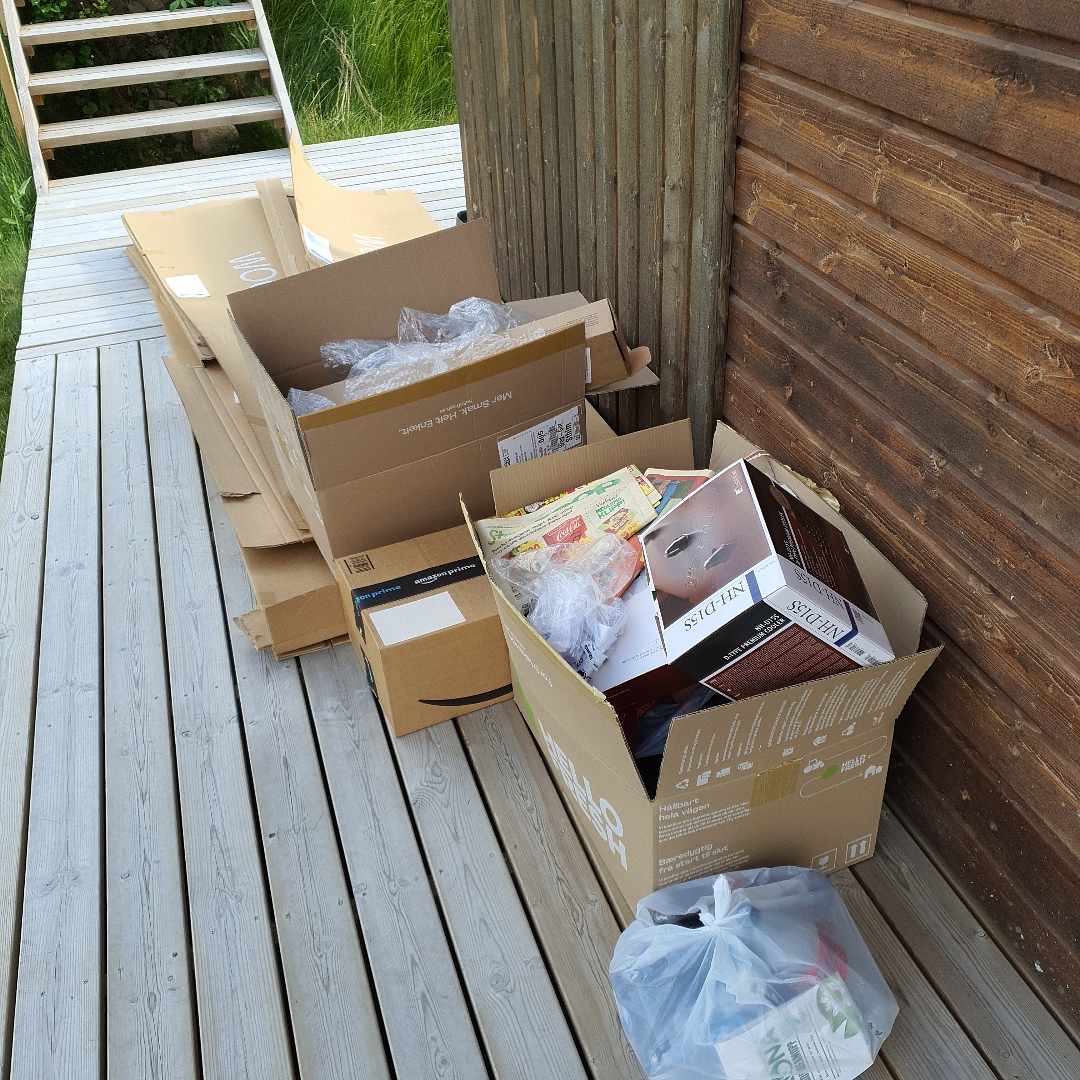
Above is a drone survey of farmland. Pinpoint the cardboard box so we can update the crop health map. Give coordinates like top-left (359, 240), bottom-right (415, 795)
top-left (336, 525), bottom-right (512, 736)
top-left (464, 420), bottom-right (941, 915)
top-left (227, 220), bottom-right (591, 564)
top-left (509, 292), bottom-right (655, 392)
top-left (641, 458), bottom-right (895, 699)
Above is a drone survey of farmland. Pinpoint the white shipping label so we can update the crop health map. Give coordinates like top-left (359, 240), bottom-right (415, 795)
top-left (166, 274), bottom-right (210, 299)
top-left (301, 225), bottom-right (333, 264)
top-left (497, 406), bottom-right (583, 467)
top-left (585, 346), bottom-right (592, 385)
top-left (369, 591), bottom-right (465, 646)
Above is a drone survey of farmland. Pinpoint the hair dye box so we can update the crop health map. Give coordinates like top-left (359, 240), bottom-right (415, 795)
top-left (463, 420), bottom-right (941, 917)
top-left (335, 525), bottom-right (512, 736)
top-left (642, 459), bottom-right (894, 701)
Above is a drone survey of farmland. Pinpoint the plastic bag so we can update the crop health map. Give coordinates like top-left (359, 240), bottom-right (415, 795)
top-left (341, 326), bottom-right (544, 402)
top-left (610, 867), bottom-right (898, 1080)
top-left (398, 296), bottom-right (522, 343)
top-left (494, 534), bottom-right (640, 678)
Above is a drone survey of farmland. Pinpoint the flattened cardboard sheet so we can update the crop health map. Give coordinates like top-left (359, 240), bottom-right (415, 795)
top-left (289, 136), bottom-right (439, 265)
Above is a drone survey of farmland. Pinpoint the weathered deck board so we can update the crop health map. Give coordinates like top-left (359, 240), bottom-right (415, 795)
top-left (142, 343), bottom-right (294, 1079)
top-left (834, 871), bottom-right (997, 1080)
top-left (458, 704), bottom-right (643, 1080)
top-left (0, 355), bottom-right (54, 1070)
top-left (857, 811), bottom-right (1080, 1080)
top-left (101, 342), bottom-right (198, 1079)
top-left (10, 349), bottom-right (102, 1080)
top-left (204, 477), bottom-right (391, 1080)
top-left (299, 646), bottom-right (489, 1080)
top-left (387, 718), bottom-right (588, 1079)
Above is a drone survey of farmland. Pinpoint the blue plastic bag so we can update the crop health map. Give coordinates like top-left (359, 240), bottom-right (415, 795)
top-left (610, 867), bottom-right (897, 1080)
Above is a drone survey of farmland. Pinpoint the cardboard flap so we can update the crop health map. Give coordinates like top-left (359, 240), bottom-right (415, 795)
top-left (625, 346), bottom-right (652, 374)
top-left (490, 419), bottom-right (694, 514)
top-left (655, 647), bottom-right (942, 801)
top-left (590, 363), bottom-right (659, 394)
top-left (228, 219), bottom-right (502, 381)
top-left (255, 178), bottom-right (308, 277)
top-left (289, 135), bottom-right (438, 264)
top-left (708, 422), bottom-right (927, 658)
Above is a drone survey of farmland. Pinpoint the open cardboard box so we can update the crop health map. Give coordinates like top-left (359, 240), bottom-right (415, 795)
top-left (227, 221), bottom-right (594, 565)
top-left (463, 419), bottom-right (941, 916)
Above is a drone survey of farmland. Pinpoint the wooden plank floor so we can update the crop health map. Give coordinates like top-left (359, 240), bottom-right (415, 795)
top-left (1, 128), bottom-right (1078, 1080)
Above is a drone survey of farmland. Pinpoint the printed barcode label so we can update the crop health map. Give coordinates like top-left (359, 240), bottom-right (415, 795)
top-left (345, 553), bottom-right (375, 574)
top-left (497, 406), bottom-right (583, 467)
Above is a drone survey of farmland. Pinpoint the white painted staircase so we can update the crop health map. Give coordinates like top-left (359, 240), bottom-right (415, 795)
top-left (0, 0), bottom-right (296, 190)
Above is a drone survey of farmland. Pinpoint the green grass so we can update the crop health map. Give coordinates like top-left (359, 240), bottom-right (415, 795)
top-left (267, 0), bottom-right (457, 141)
top-left (0, 110), bottom-right (34, 444)
top-left (0, 0), bottom-right (457, 447)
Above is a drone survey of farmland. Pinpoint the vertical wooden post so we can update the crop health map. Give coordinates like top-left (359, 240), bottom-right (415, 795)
top-left (448, 0), bottom-right (743, 459)
top-left (0, 29), bottom-right (24, 142)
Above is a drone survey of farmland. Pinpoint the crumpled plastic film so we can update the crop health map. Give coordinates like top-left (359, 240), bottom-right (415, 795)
top-left (319, 338), bottom-right (386, 372)
top-left (397, 296), bottom-right (522, 343)
top-left (289, 297), bottom-right (543, 414)
top-left (341, 325), bottom-right (545, 403)
top-left (494, 534), bottom-right (640, 679)
top-left (287, 387), bottom-right (335, 417)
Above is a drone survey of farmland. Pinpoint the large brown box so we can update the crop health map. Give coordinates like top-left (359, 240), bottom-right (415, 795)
top-left (464, 420), bottom-right (941, 917)
top-left (227, 221), bottom-right (590, 565)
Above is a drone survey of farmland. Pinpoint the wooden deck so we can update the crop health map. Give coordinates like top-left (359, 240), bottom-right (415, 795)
top-left (1, 126), bottom-right (1077, 1080)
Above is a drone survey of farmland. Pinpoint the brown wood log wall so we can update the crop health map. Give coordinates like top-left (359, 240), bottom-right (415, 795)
top-left (447, 0), bottom-right (744, 462)
top-left (728, 0), bottom-right (1080, 1032)
top-left (449, 0), bottom-right (1080, 1034)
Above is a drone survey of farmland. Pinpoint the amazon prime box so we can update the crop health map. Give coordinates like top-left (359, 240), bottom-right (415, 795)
top-left (336, 525), bottom-right (512, 736)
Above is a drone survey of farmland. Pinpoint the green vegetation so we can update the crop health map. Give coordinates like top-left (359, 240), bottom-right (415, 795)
top-left (0, 110), bottom-right (34, 441)
top-left (0, 0), bottom-right (457, 445)
top-left (268, 0), bottom-right (456, 142)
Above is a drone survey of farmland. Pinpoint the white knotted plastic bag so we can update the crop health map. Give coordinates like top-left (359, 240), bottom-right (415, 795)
top-left (610, 867), bottom-right (898, 1080)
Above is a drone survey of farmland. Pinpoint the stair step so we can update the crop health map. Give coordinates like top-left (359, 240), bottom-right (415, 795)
top-left (20, 3), bottom-right (256, 47)
top-left (38, 96), bottom-right (283, 149)
top-left (28, 49), bottom-right (269, 96)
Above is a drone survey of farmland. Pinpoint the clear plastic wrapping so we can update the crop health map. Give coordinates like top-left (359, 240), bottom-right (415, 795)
top-left (610, 867), bottom-right (898, 1080)
top-left (397, 296), bottom-right (521, 343)
top-left (494, 534), bottom-right (640, 679)
top-left (290, 297), bottom-right (536, 416)
top-left (288, 387), bottom-right (334, 416)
